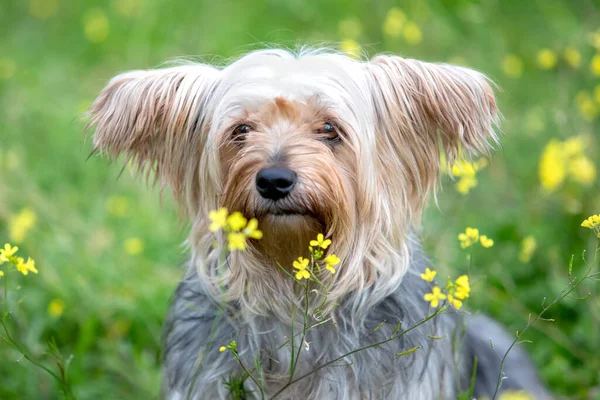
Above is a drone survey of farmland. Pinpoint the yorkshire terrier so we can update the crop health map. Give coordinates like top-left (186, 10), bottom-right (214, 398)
top-left (88, 49), bottom-right (552, 399)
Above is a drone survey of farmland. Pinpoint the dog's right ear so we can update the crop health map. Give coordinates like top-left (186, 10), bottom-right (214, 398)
top-left (87, 65), bottom-right (219, 194)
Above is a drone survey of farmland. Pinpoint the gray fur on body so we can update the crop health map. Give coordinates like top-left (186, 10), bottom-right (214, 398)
top-left (162, 247), bottom-right (551, 399)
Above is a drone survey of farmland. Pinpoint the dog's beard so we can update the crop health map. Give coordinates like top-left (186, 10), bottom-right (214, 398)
top-left (255, 213), bottom-right (323, 268)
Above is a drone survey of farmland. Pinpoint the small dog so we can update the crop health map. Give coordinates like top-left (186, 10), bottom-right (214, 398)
top-left (88, 48), bottom-right (552, 399)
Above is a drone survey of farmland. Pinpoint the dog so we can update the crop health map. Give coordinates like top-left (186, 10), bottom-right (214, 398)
top-left (88, 48), bottom-right (552, 399)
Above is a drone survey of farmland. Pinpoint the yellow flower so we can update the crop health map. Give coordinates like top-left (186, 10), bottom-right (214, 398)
top-left (519, 236), bottom-right (537, 263)
top-left (227, 232), bottom-right (247, 251)
top-left (48, 299), bottom-right (64, 318)
top-left (403, 22), bottom-right (422, 45)
top-left (563, 136), bottom-right (585, 157)
top-left (458, 228), bottom-right (479, 248)
top-left (209, 208), bottom-right (228, 232)
top-left (564, 47), bottom-right (581, 68)
top-left (227, 212), bottom-right (247, 231)
top-left (447, 294), bottom-right (463, 310)
top-left (29, 0), bottom-right (59, 20)
top-left (382, 8), bottom-right (407, 39)
top-left (539, 140), bottom-right (566, 192)
top-left (340, 39), bottom-right (361, 59)
top-left (219, 346), bottom-right (226, 352)
top-left (83, 9), bottom-right (110, 43)
top-left (576, 91), bottom-right (598, 120)
top-left (591, 53), bottom-right (600, 77)
top-left (324, 254), bottom-right (340, 274)
top-left (480, 235), bottom-right (494, 248)
top-left (536, 49), bottom-right (557, 70)
top-left (581, 214), bottom-right (600, 234)
top-left (502, 54), bottom-right (523, 78)
top-left (456, 176), bottom-right (478, 195)
top-left (124, 237), bottom-right (144, 255)
top-left (0, 57), bottom-right (16, 80)
top-left (568, 156), bottom-right (596, 185)
top-left (9, 208), bottom-right (37, 243)
top-left (420, 268), bottom-right (437, 282)
top-left (310, 234), bottom-right (332, 250)
top-left (338, 18), bottom-right (362, 40)
top-left (424, 286), bottom-right (446, 308)
top-left (0, 270), bottom-right (4, 278)
top-left (17, 257), bottom-right (37, 275)
top-left (454, 275), bottom-right (470, 299)
top-left (293, 257), bottom-right (311, 280)
top-left (0, 243), bottom-right (19, 263)
top-left (106, 196), bottom-right (129, 217)
top-left (498, 390), bottom-right (535, 400)
top-left (450, 158), bottom-right (487, 195)
top-left (243, 218), bottom-right (263, 239)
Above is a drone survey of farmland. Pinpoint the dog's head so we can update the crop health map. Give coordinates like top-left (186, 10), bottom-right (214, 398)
top-left (88, 49), bottom-right (498, 310)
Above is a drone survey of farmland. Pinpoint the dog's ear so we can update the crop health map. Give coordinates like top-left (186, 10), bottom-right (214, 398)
top-left (367, 55), bottom-right (499, 206)
top-left (87, 65), bottom-right (219, 196)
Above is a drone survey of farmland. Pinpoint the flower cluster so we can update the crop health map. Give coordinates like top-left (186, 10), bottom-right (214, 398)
top-left (291, 234), bottom-right (340, 281)
top-left (449, 158), bottom-right (489, 195)
top-left (208, 208), bottom-right (263, 251)
top-left (0, 243), bottom-right (37, 277)
top-left (458, 227), bottom-right (494, 249)
top-left (382, 8), bottom-right (422, 45)
top-left (219, 340), bottom-right (238, 353)
top-left (421, 270), bottom-right (470, 310)
top-left (539, 136), bottom-right (596, 192)
top-left (581, 214), bottom-right (600, 237)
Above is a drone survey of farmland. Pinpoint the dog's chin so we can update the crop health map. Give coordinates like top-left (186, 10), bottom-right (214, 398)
top-left (254, 211), bottom-right (324, 268)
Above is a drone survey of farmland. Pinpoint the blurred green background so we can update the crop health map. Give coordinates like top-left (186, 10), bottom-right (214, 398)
top-left (0, 0), bottom-right (599, 398)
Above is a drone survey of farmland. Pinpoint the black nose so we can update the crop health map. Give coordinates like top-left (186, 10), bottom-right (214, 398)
top-left (255, 167), bottom-right (297, 201)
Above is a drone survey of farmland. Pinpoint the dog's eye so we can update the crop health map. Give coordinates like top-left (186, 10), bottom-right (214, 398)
top-left (232, 124), bottom-right (251, 144)
top-left (316, 122), bottom-right (341, 143)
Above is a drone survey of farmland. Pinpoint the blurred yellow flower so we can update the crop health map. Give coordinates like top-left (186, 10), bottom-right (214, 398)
top-left (589, 31), bottom-right (600, 50)
top-left (447, 294), bottom-right (462, 309)
top-left (9, 208), bottom-right (36, 243)
top-left (539, 140), bottom-right (566, 192)
top-left (424, 286), bottom-right (446, 308)
top-left (48, 299), bottom-right (65, 318)
top-left (124, 237), bottom-right (144, 255)
top-left (591, 54), bottom-right (600, 77)
top-left (563, 136), bottom-right (585, 157)
top-left (519, 236), bottom-right (537, 263)
top-left (450, 158), bottom-right (488, 195)
top-left (227, 212), bottom-right (247, 231)
top-left (209, 207), bottom-right (228, 232)
top-left (310, 233), bottom-right (331, 249)
top-left (219, 346), bottom-right (226, 352)
top-left (0, 243), bottom-right (19, 263)
top-left (0, 270), bottom-right (4, 278)
top-left (594, 85), bottom-right (600, 104)
top-left (106, 195), bottom-right (129, 217)
top-left (29, 0), bottom-right (59, 20)
top-left (502, 54), bottom-right (524, 78)
top-left (498, 390), bottom-right (535, 400)
top-left (575, 91), bottom-right (598, 121)
top-left (564, 47), bottom-right (581, 68)
top-left (456, 176), bottom-right (478, 195)
top-left (324, 254), bottom-right (340, 274)
top-left (16, 257), bottom-right (38, 275)
top-left (84, 9), bottom-right (110, 43)
top-left (338, 18), bottom-right (362, 40)
top-left (536, 49), bottom-right (557, 70)
top-left (569, 156), bottom-right (596, 185)
top-left (420, 268), bottom-right (437, 282)
top-left (0, 58), bottom-right (16, 80)
top-left (112, 0), bottom-right (141, 17)
top-left (458, 228), bottom-right (479, 248)
top-left (227, 232), bottom-right (246, 251)
top-left (382, 8), bottom-right (407, 39)
top-left (403, 22), bottom-right (422, 45)
top-left (339, 39), bottom-right (361, 59)
top-left (243, 218), bottom-right (263, 240)
top-left (454, 275), bottom-right (470, 299)
top-left (480, 235), bottom-right (494, 248)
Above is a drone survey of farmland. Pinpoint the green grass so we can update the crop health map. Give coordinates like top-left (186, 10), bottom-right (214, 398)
top-left (1, 0), bottom-right (599, 398)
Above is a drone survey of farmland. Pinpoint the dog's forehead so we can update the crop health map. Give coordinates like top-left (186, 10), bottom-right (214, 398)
top-left (216, 52), bottom-right (365, 117)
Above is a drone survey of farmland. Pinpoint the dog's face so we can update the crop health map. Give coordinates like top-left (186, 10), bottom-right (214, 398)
top-left (88, 49), bottom-right (498, 307)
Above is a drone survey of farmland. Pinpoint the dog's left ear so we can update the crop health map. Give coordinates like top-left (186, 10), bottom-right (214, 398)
top-left (367, 55), bottom-right (499, 204)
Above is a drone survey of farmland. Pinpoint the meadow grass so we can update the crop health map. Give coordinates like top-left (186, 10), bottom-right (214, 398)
top-left (1, 0), bottom-right (599, 398)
